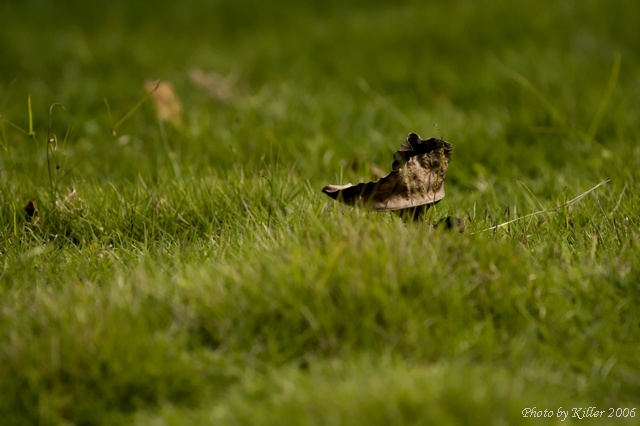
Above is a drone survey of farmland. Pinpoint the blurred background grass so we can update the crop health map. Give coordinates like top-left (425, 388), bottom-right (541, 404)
top-left (1, 0), bottom-right (639, 424)
top-left (2, 0), bottom-right (638, 182)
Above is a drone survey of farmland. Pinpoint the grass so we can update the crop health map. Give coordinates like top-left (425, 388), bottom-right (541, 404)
top-left (1, 0), bottom-right (639, 424)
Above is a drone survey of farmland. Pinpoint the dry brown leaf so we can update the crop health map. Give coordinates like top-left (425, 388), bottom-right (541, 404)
top-left (64, 187), bottom-right (77, 203)
top-left (24, 198), bottom-right (37, 219)
top-left (188, 68), bottom-right (238, 102)
top-left (322, 133), bottom-right (453, 214)
top-left (145, 80), bottom-right (183, 128)
top-left (55, 187), bottom-right (84, 211)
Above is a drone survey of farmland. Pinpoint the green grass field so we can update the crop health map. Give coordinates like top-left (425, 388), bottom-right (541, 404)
top-left (1, 0), bottom-right (639, 424)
